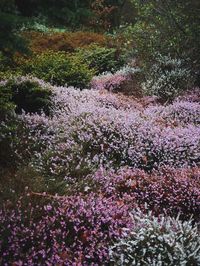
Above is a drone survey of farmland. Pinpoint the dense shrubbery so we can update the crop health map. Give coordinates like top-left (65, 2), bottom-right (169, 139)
top-left (77, 44), bottom-right (125, 74)
top-left (23, 31), bottom-right (107, 53)
top-left (128, 0), bottom-right (200, 83)
top-left (93, 167), bottom-right (200, 221)
top-left (0, 78), bottom-right (199, 264)
top-left (90, 66), bottom-right (140, 92)
top-left (0, 76), bottom-right (52, 115)
top-left (0, 1), bottom-right (200, 264)
top-left (0, 194), bottom-right (133, 265)
top-left (27, 84), bottom-right (200, 177)
top-left (20, 51), bottom-right (94, 88)
top-left (142, 54), bottom-right (193, 101)
top-left (3, 79), bottom-right (199, 184)
top-left (110, 211), bottom-right (200, 265)
top-left (0, 78), bottom-right (48, 116)
top-left (0, 0), bottom-right (28, 58)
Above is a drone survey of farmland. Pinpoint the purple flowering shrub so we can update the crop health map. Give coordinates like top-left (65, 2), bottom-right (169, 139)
top-left (92, 167), bottom-right (200, 221)
top-left (1, 77), bottom-right (200, 265)
top-left (3, 80), bottom-right (198, 185)
top-left (144, 100), bottom-right (200, 126)
top-left (90, 66), bottom-right (139, 91)
top-left (0, 194), bottom-right (133, 265)
top-left (0, 166), bottom-right (200, 264)
top-left (177, 87), bottom-right (200, 103)
top-left (90, 71), bottom-right (127, 91)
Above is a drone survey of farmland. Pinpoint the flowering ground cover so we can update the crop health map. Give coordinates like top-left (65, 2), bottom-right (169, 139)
top-left (0, 77), bottom-right (200, 265)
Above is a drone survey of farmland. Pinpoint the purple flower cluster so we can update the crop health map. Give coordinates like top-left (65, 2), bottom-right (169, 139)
top-left (145, 100), bottom-right (200, 126)
top-left (11, 83), bottom-right (199, 179)
top-left (91, 72), bottom-right (127, 91)
top-left (90, 67), bottom-right (136, 91)
top-left (92, 167), bottom-right (200, 220)
top-left (1, 77), bottom-right (200, 265)
top-left (0, 194), bottom-right (133, 265)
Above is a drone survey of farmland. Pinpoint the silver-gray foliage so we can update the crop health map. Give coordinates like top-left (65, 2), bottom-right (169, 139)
top-left (109, 210), bottom-right (200, 266)
top-left (142, 54), bottom-right (193, 101)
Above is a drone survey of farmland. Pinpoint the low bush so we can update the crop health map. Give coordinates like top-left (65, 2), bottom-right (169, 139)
top-left (0, 77), bottom-right (52, 168)
top-left (110, 210), bottom-right (200, 266)
top-left (144, 100), bottom-right (200, 126)
top-left (0, 194), bottom-right (133, 265)
top-left (21, 51), bottom-right (94, 88)
top-left (142, 54), bottom-right (193, 102)
top-left (0, 69), bottom-right (23, 81)
top-left (76, 44), bottom-right (125, 74)
top-left (0, 76), bottom-right (52, 115)
top-left (23, 31), bottom-right (107, 53)
top-left (90, 66), bottom-right (140, 94)
top-left (95, 167), bottom-right (200, 221)
top-left (0, 111), bottom-right (42, 170)
top-left (14, 84), bottom-right (200, 185)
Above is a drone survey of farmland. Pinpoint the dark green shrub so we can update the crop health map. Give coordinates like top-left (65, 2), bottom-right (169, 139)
top-left (0, 82), bottom-right (15, 120)
top-left (0, 77), bottom-right (52, 115)
top-left (21, 51), bottom-right (95, 88)
top-left (76, 44), bottom-right (125, 74)
top-left (124, 0), bottom-right (200, 84)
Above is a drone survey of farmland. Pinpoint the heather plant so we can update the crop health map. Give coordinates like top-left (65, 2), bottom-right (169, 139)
top-left (1, 78), bottom-right (199, 195)
top-left (177, 88), bottom-right (200, 103)
top-left (0, 194), bottom-right (133, 265)
top-left (12, 82), bottom-right (199, 184)
top-left (93, 167), bottom-right (200, 221)
top-left (91, 71), bottom-right (127, 91)
top-left (110, 210), bottom-right (200, 266)
top-left (142, 54), bottom-right (193, 101)
top-left (90, 66), bottom-right (139, 91)
top-left (0, 113), bottom-right (45, 169)
top-left (0, 76), bottom-right (200, 265)
top-left (144, 100), bottom-right (200, 126)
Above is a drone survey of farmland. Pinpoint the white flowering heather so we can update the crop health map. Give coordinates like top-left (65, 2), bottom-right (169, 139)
top-left (10, 78), bottom-right (199, 180)
top-left (144, 100), bottom-right (200, 126)
top-left (110, 211), bottom-right (200, 266)
top-left (142, 55), bottom-right (193, 101)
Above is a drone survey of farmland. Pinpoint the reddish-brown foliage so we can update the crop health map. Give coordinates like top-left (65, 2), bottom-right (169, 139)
top-left (23, 31), bottom-right (108, 53)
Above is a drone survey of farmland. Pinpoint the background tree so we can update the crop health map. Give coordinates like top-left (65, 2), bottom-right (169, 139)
top-left (129, 0), bottom-right (200, 83)
top-left (15, 0), bottom-right (93, 28)
top-left (0, 0), bottom-right (27, 59)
